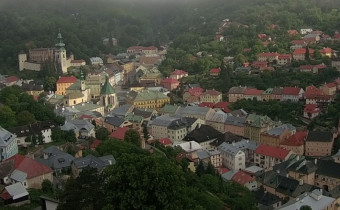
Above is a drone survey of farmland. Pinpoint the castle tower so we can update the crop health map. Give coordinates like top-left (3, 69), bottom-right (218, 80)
top-left (18, 52), bottom-right (27, 71)
top-left (100, 76), bottom-right (117, 111)
top-left (80, 70), bottom-right (86, 91)
top-left (55, 32), bottom-right (68, 74)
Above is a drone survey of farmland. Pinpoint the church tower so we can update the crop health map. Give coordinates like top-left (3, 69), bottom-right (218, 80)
top-left (100, 76), bottom-right (117, 111)
top-left (55, 32), bottom-right (68, 74)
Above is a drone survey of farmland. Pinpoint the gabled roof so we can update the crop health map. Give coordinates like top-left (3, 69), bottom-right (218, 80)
top-left (210, 68), bottom-right (221, 73)
top-left (162, 78), bottom-right (179, 84)
top-left (72, 155), bottom-right (115, 172)
top-left (104, 116), bottom-right (125, 127)
top-left (218, 142), bottom-right (244, 156)
top-left (90, 139), bottom-right (102, 150)
top-left (228, 86), bottom-right (247, 94)
top-left (171, 69), bottom-right (188, 76)
top-left (320, 47), bottom-right (333, 54)
top-left (2, 183), bottom-right (28, 200)
top-left (159, 138), bottom-right (172, 146)
top-left (282, 87), bottom-right (302, 95)
top-left (6, 154), bottom-right (52, 179)
top-left (293, 48), bottom-right (314, 55)
top-left (109, 127), bottom-right (129, 140)
top-left (4, 76), bottom-right (20, 83)
top-left (304, 104), bottom-right (320, 113)
top-left (258, 52), bottom-right (279, 57)
top-left (213, 102), bottom-right (231, 113)
top-left (184, 125), bottom-right (222, 143)
top-left (254, 145), bottom-right (291, 160)
top-left (201, 89), bottom-right (221, 96)
top-left (57, 76), bottom-right (77, 84)
top-left (278, 54), bottom-right (292, 59)
top-left (244, 88), bottom-right (263, 95)
top-left (231, 171), bottom-right (254, 185)
top-left (280, 131), bottom-right (307, 146)
top-left (0, 126), bottom-right (16, 147)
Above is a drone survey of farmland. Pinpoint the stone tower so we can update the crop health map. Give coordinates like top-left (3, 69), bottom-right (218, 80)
top-left (100, 76), bottom-right (117, 111)
top-left (55, 32), bottom-right (68, 74)
top-left (18, 52), bottom-right (27, 71)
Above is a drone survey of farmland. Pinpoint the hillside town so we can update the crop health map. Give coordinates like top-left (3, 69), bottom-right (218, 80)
top-left (3, 0), bottom-right (340, 209)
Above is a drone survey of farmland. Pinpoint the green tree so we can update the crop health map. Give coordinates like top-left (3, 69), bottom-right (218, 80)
top-left (305, 45), bottom-right (311, 63)
top-left (142, 125), bottom-right (150, 141)
top-left (95, 127), bottom-right (110, 141)
top-left (196, 161), bottom-right (205, 177)
top-left (206, 162), bottom-right (216, 175)
top-left (0, 105), bottom-right (17, 128)
top-left (42, 179), bottom-right (53, 194)
top-left (16, 110), bottom-right (36, 126)
top-left (300, 205), bottom-right (312, 210)
top-left (123, 129), bottom-right (141, 147)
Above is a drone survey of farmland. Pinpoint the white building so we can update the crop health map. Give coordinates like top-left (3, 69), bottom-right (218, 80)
top-left (218, 142), bottom-right (245, 171)
top-left (254, 144), bottom-right (292, 170)
top-left (300, 28), bottom-right (313, 35)
top-left (90, 57), bottom-right (104, 65)
top-left (0, 127), bottom-right (18, 161)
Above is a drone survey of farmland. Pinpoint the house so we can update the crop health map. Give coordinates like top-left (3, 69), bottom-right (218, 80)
top-left (0, 127), bottom-right (18, 161)
top-left (277, 54), bottom-right (292, 65)
top-left (304, 104), bottom-right (321, 119)
top-left (9, 121), bottom-right (56, 146)
top-left (175, 141), bottom-right (202, 154)
top-left (303, 33), bottom-right (320, 43)
top-left (300, 65), bottom-right (317, 73)
top-left (60, 119), bottom-right (95, 139)
top-left (110, 104), bottom-right (134, 118)
top-left (109, 127), bottom-right (130, 140)
top-left (227, 86), bottom-right (247, 102)
top-left (199, 89), bottom-right (222, 103)
top-left (139, 55), bottom-right (161, 66)
top-left (127, 46), bottom-right (158, 55)
top-left (332, 58), bottom-right (340, 71)
top-left (305, 130), bottom-right (334, 157)
top-left (278, 189), bottom-right (334, 210)
top-left (300, 28), bottom-right (313, 35)
top-left (56, 76), bottom-right (77, 95)
top-left (70, 59), bottom-right (86, 67)
top-left (320, 82), bottom-right (337, 96)
top-left (184, 125), bottom-right (222, 150)
top-left (183, 87), bottom-right (204, 103)
top-left (205, 110), bottom-right (229, 133)
top-left (159, 104), bottom-right (180, 115)
top-left (253, 186), bottom-right (282, 210)
top-left (320, 47), bottom-right (333, 58)
top-left (271, 87), bottom-right (284, 101)
top-left (244, 114), bottom-right (275, 142)
top-left (161, 78), bottom-right (179, 91)
top-left (0, 182), bottom-right (29, 206)
top-left (213, 102), bottom-right (231, 113)
top-left (196, 149), bottom-right (222, 168)
top-left (280, 131), bottom-right (307, 156)
top-left (214, 35), bottom-right (224, 42)
top-left (304, 85), bottom-right (333, 106)
top-left (244, 88), bottom-right (263, 101)
top-left (1, 154), bottom-right (53, 189)
top-left (71, 155), bottom-right (115, 178)
top-left (218, 142), bottom-right (245, 171)
top-left (103, 116), bottom-right (126, 133)
top-left (251, 61), bottom-right (268, 69)
top-left (287, 30), bottom-right (298, 36)
top-left (170, 69), bottom-right (188, 80)
top-left (176, 106), bottom-right (214, 121)
top-left (125, 90), bottom-right (170, 109)
top-left (315, 159), bottom-right (340, 191)
top-left (3, 76), bottom-right (21, 87)
top-left (35, 146), bottom-right (75, 174)
top-left (293, 48), bottom-right (314, 61)
top-left (21, 82), bottom-right (44, 98)
top-left (282, 87), bottom-right (304, 102)
top-left (231, 171), bottom-right (257, 191)
top-left (258, 34), bottom-right (267, 39)
top-left (210, 68), bottom-right (221, 76)
top-left (290, 40), bottom-right (307, 50)
top-left (209, 131), bottom-right (243, 149)
top-left (231, 139), bottom-right (260, 164)
top-left (89, 57), bottom-right (103, 65)
top-left (158, 138), bottom-right (173, 147)
top-left (257, 52), bottom-right (279, 62)
top-left (260, 126), bottom-right (292, 147)
top-left (224, 116), bottom-right (246, 137)
top-left (254, 145), bottom-right (292, 169)
top-left (90, 139), bottom-right (102, 150)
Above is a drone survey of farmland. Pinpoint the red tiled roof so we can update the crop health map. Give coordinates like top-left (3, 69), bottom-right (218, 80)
top-left (202, 89), bottom-right (221, 96)
top-left (282, 87), bottom-right (301, 95)
top-left (143, 46), bottom-right (158, 50)
top-left (5, 76), bottom-right (20, 83)
top-left (210, 68), bottom-right (221, 74)
top-left (244, 88), bottom-right (263, 95)
top-left (187, 87), bottom-right (204, 96)
top-left (287, 30), bottom-right (298, 35)
top-left (171, 69), bottom-right (188, 76)
top-left (304, 104), bottom-right (320, 113)
top-left (293, 48), bottom-right (314, 55)
top-left (305, 85), bottom-right (324, 97)
top-left (335, 78), bottom-right (340, 85)
top-left (255, 145), bottom-right (291, 160)
top-left (159, 138), bottom-right (172, 146)
top-left (213, 102), bottom-right (231, 113)
top-left (199, 102), bottom-right (214, 108)
top-left (291, 40), bottom-right (306, 45)
top-left (300, 65), bottom-right (314, 70)
top-left (71, 59), bottom-right (85, 64)
top-left (326, 82), bottom-right (336, 88)
top-left (312, 30), bottom-right (323, 35)
top-left (320, 48), bottom-right (333, 54)
top-left (57, 76), bottom-right (77, 84)
top-left (6, 154), bottom-right (52, 179)
top-left (162, 78), bottom-right (179, 84)
top-left (139, 55), bottom-right (160, 65)
top-left (243, 48), bottom-right (251, 52)
top-left (258, 34), bottom-right (267, 39)
top-left (218, 167), bottom-right (229, 175)
top-left (231, 171), bottom-right (254, 185)
top-left (109, 127), bottom-right (130, 140)
top-left (315, 63), bottom-right (326, 69)
top-left (278, 54), bottom-right (292, 59)
top-left (258, 52), bottom-right (279, 57)
top-left (280, 131), bottom-right (307, 146)
top-left (334, 34), bottom-right (340, 39)
top-left (90, 139), bottom-right (102, 150)
top-left (0, 190), bottom-right (11, 200)
top-left (252, 61), bottom-right (268, 67)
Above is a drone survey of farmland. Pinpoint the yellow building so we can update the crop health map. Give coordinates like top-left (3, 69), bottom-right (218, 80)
top-left (56, 76), bottom-right (77, 95)
top-left (125, 90), bottom-right (170, 109)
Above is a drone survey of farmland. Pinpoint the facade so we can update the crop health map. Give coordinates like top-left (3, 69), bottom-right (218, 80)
top-left (280, 131), bottom-right (307, 156)
top-left (260, 126), bottom-right (291, 147)
top-left (199, 90), bottom-right (222, 103)
top-left (161, 78), bottom-right (179, 91)
top-left (231, 171), bottom-right (257, 191)
top-left (254, 145), bottom-right (292, 170)
top-left (244, 114), bottom-right (274, 142)
top-left (244, 88), bottom-right (263, 101)
top-left (293, 48), bottom-right (314, 61)
top-left (224, 116), bottom-right (246, 137)
top-left (320, 82), bottom-right (337, 96)
top-left (305, 131), bottom-right (334, 157)
top-left (304, 104), bottom-right (321, 119)
top-left (89, 57), bottom-right (103, 65)
top-left (56, 76), bottom-right (77, 95)
top-left (170, 69), bottom-right (188, 80)
top-left (71, 155), bottom-right (115, 178)
top-left (218, 142), bottom-right (246, 171)
top-left (0, 127), bottom-right (18, 161)
top-left (100, 77), bottom-right (118, 111)
top-left (184, 125), bottom-right (222, 150)
top-left (277, 54), bottom-right (292, 65)
top-left (125, 90), bottom-right (170, 109)
top-left (60, 120), bottom-right (95, 139)
top-left (282, 87), bottom-right (304, 102)
top-left (227, 86), bottom-right (247, 102)
top-left (257, 52), bottom-right (279, 62)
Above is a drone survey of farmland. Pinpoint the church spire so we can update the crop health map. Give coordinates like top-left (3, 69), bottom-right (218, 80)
top-left (55, 31), bottom-right (65, 49)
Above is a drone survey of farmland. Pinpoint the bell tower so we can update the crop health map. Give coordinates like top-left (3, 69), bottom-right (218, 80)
top-left (55, 32), bottom-right (68, 74)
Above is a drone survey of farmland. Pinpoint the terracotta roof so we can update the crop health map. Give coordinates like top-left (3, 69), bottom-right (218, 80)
top-left (280, 131), bottom-right (307, 146)
top-left (6, 154), bottom-right (52, 179)
top-left (210, 68), bottom-right (221, 73)
top-left (315, 63), bottom-right (326, 69)
top-left (218, 167), bottom-right (229, 174)
top-left (57, 76), bottom-right (77, 84)
top-left (320, 48), bottom-right (333, 54)
top-left (304, 104), bottom-right (320, 113)
top-left (158, 138), bottom-right (172, 146)
top-left (287, 30), bottom-right (298, 35)
top-left (199, 102), bottom-right (214, 108)
top-left (202, 89), bottom-right (221, 96)
top-left (293, 48), bottom-right (314, 55)
top-left (231, 171), bottom-right (254, 185)
top-left (139, 56), bottom-right (160, 65)
top-left (254, 145), bottom-right (291, 160)
top-left (162, 78), bottom-right (179, 84)
top-left (90, 139), bottom-right (102, 150)
top-left (304, 85), bottom-right (324, 97)
top-left (171, 69), bottom-right (188, 76)
top-left (326, 82), bottom-right (336, 88)
top-left (258, 52), bottom-right (279, 57)
top-left (335, 78), bottom-right (340, 85)
top-left (282, 87), bottom-right (301, 95)
top-left (109, 127), bottom-right (129, 140)
top-left (278, 54), bottom-right (292, 59)
top-left (213, 102), bottom-right (231, 113)
top-left (5, 76), bottom-right (20, 83)
top-left (312, 30), bottom-right (323, 35)
top-left (70, 59), bottom-right (85, 64)
top-left (258, 34), bottom-right (267, 39)
top-left (244, 88), bottom-right (263, 95)
top-left (187, 87), bottom-right (204, 96)
top-left (252, 61), bottom-right (268, 67)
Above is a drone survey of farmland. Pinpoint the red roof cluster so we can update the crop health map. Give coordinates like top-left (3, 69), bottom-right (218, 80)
top-left (280, 131), bottom-right (307, 146)
top-left (255, 145), bottom-right (291, 160)
top-left (244, 88), bottom-right (263, 95)
top-left (57, 76), bottom-right (77, 84)
top-left (305, 85), bottom-right (324, 97)
top-left (171, 69), bottom-right (188, 76)
top-left (90, 139), bottom-right (102, 150)
top-left (293, 48), bottom-right (314, 55)
top-left (278, 54), bottom-right (292, 59)
top-left (210, 68), bottom-right (221, 74)
top-left (158, 138), bottom-right (172, 146)
top-left (5, 76), bottom-right (20, 83)
top-left (187, 87), bottom-right (204, 97)
top-left (231, 171), bottom-right (254, 185)
top-left (213, 102), bottom-right (231, 113)
top-left (282, 87), bottom-right (301, 95)
top-left (199, 102), bottom-right (214, 108)
top-left (162, 78), bottom-right (179, 84)
top-left (320, 47), bottom-right (333, 54)
top-left (109, 127), bottom-right (130, 140)
top-left (304, 104), bottom-right (320, 114)
top-left (6, 154), bottom-right (52, 179)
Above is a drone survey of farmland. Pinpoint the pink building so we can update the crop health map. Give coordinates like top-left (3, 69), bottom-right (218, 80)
top-left (161, 78), bottom-right (179, 91)
top-left (305, 130), bottom-right (334, 157)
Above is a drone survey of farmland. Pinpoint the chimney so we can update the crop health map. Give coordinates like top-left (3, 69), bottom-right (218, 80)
top-left (189, 141), bottom-right (192, 150)
top-left (314, 159), bottom-right (317, 164)
top-left (299, 179), bottom-right (304, 185)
